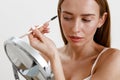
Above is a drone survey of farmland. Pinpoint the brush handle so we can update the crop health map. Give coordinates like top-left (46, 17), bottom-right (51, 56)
top-left (19, 21), bottom-right (48, 38)
top-left (19, 16), bottom-right (57, 38)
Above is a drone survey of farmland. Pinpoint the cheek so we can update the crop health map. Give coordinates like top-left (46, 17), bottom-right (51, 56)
top-left (85, 23), bottom-right (98, 37)
top-left (87, 27), bottom-right (97, 35)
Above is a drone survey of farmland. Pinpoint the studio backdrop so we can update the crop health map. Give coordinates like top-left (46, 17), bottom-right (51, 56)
top-left (0, 0), bottom-right (120, 80)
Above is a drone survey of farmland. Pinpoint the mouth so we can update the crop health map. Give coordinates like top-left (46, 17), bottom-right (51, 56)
top-left (69, 36), bottom-right (84, 42)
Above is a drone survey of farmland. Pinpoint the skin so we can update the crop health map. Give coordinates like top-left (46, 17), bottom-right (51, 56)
top-left (28, 0), bottom-right (120, 80)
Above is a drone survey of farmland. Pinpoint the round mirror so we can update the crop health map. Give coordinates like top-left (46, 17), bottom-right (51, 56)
top-left (4, 37), bottom-right (54, 80)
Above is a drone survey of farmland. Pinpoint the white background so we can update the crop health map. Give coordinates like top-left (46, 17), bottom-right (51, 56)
top-left (0, 0), bottom-right (120, 80)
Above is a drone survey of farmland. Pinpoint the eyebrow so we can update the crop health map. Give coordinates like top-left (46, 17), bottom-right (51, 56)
top-left (62, 11), bottom-right (95, 17)
top-left (81, 14), bottom-right (95, 17)
top-left (62, 11), bottom-right (73, 15)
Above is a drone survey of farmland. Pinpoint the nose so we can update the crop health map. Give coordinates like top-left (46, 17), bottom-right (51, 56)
top-left (71, 18), bottom-right (82, 33)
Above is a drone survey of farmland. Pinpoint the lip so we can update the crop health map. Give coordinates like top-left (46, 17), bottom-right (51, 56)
top-left (69, 36), bottom-right (84, 42)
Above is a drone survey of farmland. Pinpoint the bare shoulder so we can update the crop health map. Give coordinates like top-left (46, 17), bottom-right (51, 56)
top-left (98, 48), bottom-right (120, 70)
top-left (105, 48), bottom-right (120, 60)
top-left (92, 48), bottom-right (120, 80)
top-left (107, 48), bottom-right (120, 54)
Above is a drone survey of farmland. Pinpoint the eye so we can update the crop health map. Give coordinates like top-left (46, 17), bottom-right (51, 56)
top-left (63, 15), bottom-right (73, 21)
top-left (82, 18), bottom-right (91, 22)
top-left (64, 17), bottom-right (72, 21)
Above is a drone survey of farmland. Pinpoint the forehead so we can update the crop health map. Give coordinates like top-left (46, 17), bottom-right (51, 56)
top-left (61, 0), bottom-right (99, 15)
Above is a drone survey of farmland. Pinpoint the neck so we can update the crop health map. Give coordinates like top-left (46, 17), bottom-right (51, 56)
top-left (65, 41), bottom-right (103, 60)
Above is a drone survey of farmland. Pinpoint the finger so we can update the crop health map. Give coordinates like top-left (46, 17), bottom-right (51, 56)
top-left (43, 21), bottom-right (49, 27)
top-left (31, 25), bottom-right (48, 34)
top-left (28, 26), bottom-right (37, 40)
top-left (41, 28), bottom-right (50, 33)
top-left (28, 32), bottom-right (34, 44)
top-left (32, 27), bottom-right (45, 42)
top-left (38, 22), bottom-right (49, 32)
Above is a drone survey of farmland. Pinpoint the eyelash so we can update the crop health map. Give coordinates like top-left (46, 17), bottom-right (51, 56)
top-left (82, 19), bottom-right (91, 22)
top-left (63, 16), bottom-right (91, 22)
top-left (63, 16), bottom-right (73, 21)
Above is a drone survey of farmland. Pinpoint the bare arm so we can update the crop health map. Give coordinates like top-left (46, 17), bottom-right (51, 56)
top-left (91, 49), bottom-right (120, 80)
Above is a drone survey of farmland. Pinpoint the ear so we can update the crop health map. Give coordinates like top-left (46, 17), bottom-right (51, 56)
top-left (97, 12), bottom-right (107, 28)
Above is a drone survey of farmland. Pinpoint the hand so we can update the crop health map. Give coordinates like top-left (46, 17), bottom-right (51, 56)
top-left (28, 23), bottom-right (65, 80)
top-left (28, 22), bottom-right (58, 61)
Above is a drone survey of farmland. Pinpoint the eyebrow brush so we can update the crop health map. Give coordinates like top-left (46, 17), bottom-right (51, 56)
top-left (19, 15), bottom-right (57, 38)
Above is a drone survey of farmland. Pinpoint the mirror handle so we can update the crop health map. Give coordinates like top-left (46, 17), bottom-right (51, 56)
top-left (12, 64), bottom-right (20, 80)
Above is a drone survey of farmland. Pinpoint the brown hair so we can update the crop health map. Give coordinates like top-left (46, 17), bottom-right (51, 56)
top-left (57, 0), bottom-right (111, 47)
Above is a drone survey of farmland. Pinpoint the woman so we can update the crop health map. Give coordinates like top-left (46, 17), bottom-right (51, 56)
top-left (28, 0), bottom-right (120, 80)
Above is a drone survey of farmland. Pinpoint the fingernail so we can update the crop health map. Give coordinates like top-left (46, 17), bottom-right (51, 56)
top-left (43, 21), bottom-right (49, 26)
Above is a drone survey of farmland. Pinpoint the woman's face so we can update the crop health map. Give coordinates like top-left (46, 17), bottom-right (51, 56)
top-left (60, 0), bottom-right (105, 46)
